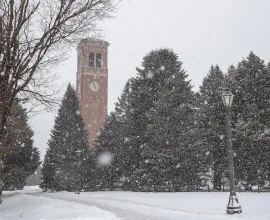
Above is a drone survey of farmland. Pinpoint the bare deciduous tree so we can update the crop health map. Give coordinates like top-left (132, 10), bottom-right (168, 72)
top-left (0, 0), bottom-right (117, 190)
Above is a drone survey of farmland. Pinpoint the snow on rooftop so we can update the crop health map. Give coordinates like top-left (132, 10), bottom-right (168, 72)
top-left (78, 38), bottom-right (109, 48)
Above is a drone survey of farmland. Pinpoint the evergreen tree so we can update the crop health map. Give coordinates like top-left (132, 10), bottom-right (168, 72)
top-left (227, 52), bottom-right (270, 189)
top-left (95, 112), bottom-right (122, 190)
top-left (41, 84), bottom-right (91, 192)
top-left (119, 49), bottom-right (186, 189)
top-left (133, 54), bottom-right (206, 191)
top-left (95, 81), bottom-right (133, 190)
top-left (2, 102), bottom-right (40, 190)
top-left (113, 80), bottom-right (139, 188)
top-left (198, 65), bottom-right (226, 190)
top-left (40, 140), bottom-right (59, 191)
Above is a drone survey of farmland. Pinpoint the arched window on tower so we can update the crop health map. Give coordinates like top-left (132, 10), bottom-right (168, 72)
top-left (96, 53), bottom-right (102, 68)
top-left (89, 52), bottom-right (94, 67)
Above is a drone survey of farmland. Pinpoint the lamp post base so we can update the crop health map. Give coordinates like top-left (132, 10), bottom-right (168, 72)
top-left (226, 195), bottom-right (242, 214)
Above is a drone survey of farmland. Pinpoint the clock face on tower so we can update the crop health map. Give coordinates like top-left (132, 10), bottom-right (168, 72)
top-left (90, 81), bottom-right (100, 92)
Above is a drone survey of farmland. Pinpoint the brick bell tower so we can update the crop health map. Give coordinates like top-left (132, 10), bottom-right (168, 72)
top-left (76, 38), bottom-right (109, 146)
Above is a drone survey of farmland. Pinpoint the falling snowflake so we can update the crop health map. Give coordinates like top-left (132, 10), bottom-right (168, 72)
top-left (264, 127), bottom-right (270, 135)
top-left (220, 135), bottom-right (225, 140)
top-left (120, 176), bottom-right (127, 182)
top-left (76, 110), bottom-right (80, 115)
top-left (206, 151), bottom-right (210, 155)
top-left (97, 152), bottom-right (113, 166)
top-left (146, 71), bottom-right (154, 79)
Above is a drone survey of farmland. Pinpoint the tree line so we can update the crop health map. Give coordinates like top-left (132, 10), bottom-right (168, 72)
top-left (41, 49), bottom-right (270, 192)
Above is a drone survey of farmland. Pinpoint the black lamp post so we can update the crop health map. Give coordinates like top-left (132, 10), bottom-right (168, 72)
top-left (75, 150), bottom-right (83, 194)
top-left (221, 88), bottom-right (242, 214)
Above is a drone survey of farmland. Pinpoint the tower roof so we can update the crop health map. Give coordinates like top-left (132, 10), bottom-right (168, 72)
top-left (78, 38), bottom-right (109, 48)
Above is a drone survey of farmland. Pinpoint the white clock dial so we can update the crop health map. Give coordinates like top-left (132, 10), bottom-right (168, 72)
top-left (90, 81), bottom-right (100, 92)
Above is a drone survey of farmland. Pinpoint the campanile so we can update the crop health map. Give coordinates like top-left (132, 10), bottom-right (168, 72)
top-left (76, 38), bottom-right (109, 146)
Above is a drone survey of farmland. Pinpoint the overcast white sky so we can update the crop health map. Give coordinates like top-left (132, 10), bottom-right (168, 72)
top-left (31, 0), bottom-right (270, 159)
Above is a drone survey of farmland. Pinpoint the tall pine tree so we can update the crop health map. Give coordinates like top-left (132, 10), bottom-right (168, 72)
top-left (95, 112), bottom-right (123, 190)
top-left (134, 59), bottom-right (205, 191)
top-left (121, 49), bottom-right (187, 189)
top-left (2, 102), bottom-right (40, 190)
top-left (95, 80), bottom-right (134, 190)
top-left (41, 84), bottom-right (91, 192)
top-left (198, 65), bottom-right (226, 190)
top-left (227, 52), bottom-right (270, 189)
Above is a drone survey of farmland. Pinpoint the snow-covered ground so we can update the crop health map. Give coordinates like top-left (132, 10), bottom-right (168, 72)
top-left (0, 186), bottom-right (270, 220)
top-left (0, 187), bottom-right (117, 220)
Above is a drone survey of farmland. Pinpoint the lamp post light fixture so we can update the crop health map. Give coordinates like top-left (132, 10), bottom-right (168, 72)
top-left (221, 88), bottom-right (242, 214)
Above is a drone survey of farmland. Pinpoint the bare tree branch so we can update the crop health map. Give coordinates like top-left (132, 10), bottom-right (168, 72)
top-left (0, 0), bottom-right (118, 182)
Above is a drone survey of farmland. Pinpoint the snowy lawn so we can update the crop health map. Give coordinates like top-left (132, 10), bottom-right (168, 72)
top-left (0, 186), bottom-right (270, 220)
top-left (42, 190), bottom-right (270, 220)
top-left (0, 187), bottom-right (117, 220)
